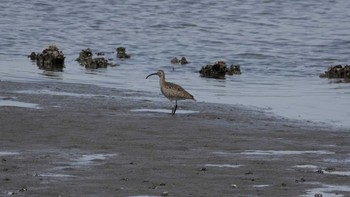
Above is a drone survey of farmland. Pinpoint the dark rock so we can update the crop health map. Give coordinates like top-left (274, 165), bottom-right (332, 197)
top-left (171, 57), bottom-right (179, 64)
top-left (295, 177), bottom-right (306, 183)
top-left (76, 48), bottom-right (93, 62)
top-left (149, 184), bottom-right (157, 189)
top-left (227, 64), bottom-right (241, 75)
top-left (320, 65), bottom-right (350, 79)
top-left (121, 177), bottom-right (129, 181)
top-left (170, 57), bottom-right (189, 64)
top-left (199, 61), bottom-right (228, 79)
top-left (28, 45), bottom-right (65, 71)
top-left (180, 57), bottom-right (188, 64)
top-left (231, 184), bottom-right (238, 188)
top-left (199, 167), bottom-right (207, 171)
top-left (325, 167), bottom-right (336, 171)
top-left (28, 52), bottom-right (38, 60)
top-left (19, 186), bottom-right (28, 192)
top-left (116, 47), bottom-right (130, 58)
top-left (245, 171), bottom-right (253, 175)
top-left (76, 48), bottom-right (116, 69)
top-left (200, 61), bottom-right (242, 78)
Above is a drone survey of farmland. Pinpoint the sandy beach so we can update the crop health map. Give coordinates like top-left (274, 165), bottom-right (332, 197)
top-left (0, 80), bottom-right (349, 197)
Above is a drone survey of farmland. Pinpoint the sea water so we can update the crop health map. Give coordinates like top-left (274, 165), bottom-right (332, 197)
top-left (1, 0), bottom-right (349, 128)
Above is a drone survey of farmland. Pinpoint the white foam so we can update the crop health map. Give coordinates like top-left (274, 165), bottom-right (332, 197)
top-left (129, 196), bottom-right (160, 197)
top-left (72, 153), bottom-right (117, 166)
top-left (38, 173), bottom-right (75, 178)
top-left (253, 185), bottom-right (270, 188)
top-left (241, 150), bottom-right (334, 155)
top-left (0, 151), bottom-right (20, 156)
top-left (15, 90), bottom-right (103, 98)
top-left (323, 158), bottom-right (350, 163)
top-left (324, 171), bottom-right (350, 176)
top-left (0, 100), bottom-right (40, 109)
top-left (213, 150), bottom-right (334, 156)
top-left (294, 165), bottom-right (319, 169)
top-left (204, 164), bottom-right (242, 168)
top-left (131, 108), bottom-right (199, 114)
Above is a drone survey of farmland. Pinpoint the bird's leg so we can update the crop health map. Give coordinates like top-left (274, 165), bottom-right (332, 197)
top-left (170, 100), bottom-right (178, 115)
top-left (171, 101), bottom-right (175, 115)
top-left (174, 100), bottom-right (178, 114)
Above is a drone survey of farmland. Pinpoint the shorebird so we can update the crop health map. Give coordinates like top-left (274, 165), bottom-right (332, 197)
top-left (146, 70), bottom-right (195, 115)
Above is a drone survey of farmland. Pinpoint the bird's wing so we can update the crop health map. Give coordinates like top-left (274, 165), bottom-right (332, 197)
top-left (162, 82), bottom-right (194, 100)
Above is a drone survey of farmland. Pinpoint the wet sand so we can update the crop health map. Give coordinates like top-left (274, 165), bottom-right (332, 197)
top-left (0, 81), bottom-right (349, 197)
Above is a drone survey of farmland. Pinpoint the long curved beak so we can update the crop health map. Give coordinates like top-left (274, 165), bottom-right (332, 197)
top-left (146, 73), bottom-right (158, 79)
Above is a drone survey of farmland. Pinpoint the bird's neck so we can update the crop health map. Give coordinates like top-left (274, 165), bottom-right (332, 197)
top-left (159, 75), bottom-right (166, 86)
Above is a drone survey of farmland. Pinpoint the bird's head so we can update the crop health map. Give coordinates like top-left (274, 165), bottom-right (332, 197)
top-left (146, 70), bottom-right (165, 79)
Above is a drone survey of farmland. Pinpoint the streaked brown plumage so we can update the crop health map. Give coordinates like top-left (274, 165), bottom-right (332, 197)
top-left (146, 70), bottom-right (195, 115)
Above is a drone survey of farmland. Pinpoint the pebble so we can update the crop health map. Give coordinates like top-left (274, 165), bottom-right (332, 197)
top-left (161, 191), bottom-right (169, 196)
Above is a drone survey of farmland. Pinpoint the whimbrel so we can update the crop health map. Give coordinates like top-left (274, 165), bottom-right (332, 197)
top-left (146, 70), bottom-right (195, 115)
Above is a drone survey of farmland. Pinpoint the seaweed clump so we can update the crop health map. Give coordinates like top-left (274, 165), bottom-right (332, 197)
top-left (28, 45), bottom-right (65, 71)
top-left (76, 48), bottom-right (116, 69)
top-left (116, 47), bottom-right (130, 59)
top-left (199, 61), bottom-right (241, 78)
top-left (320, 65), bottom-right (350, 79)
top-left (227, 65), bottom-right (241, 75)
top-left (171, 57), bottom-right (188, 65)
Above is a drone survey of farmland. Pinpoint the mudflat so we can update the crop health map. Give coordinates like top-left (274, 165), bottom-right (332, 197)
top-left (0, 81), bottom-right (349, 197)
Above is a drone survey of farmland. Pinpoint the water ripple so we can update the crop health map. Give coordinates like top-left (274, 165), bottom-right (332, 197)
top-left (1, 0), bottom-right (350, 127)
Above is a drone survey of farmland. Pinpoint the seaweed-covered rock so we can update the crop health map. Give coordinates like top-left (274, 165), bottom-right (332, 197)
top-left (86, 57), bottom-right (111, 69)
top-left (28, 45), bottom-right (65, 71)
top-left (320, 65), bottom-right (350, 79)
top-left (171, 57), bottom-right (188, 65)
top-left (227, 64), bottom-right (241, 75)
top-left (116, 47), bottom-right (130, 58)
top-left (76, 48), bottom-right (93, 64)
top-left (200, 61), bottom-right (242, 78)
top-left (180, 57), bottom-right (188, 64)
top-left (76, 48), bottom-right (116, 69)
top-left (171, 57), bottom-right (179, 64)
top-left (199, 61), bottom-right (228, 78)
top-left (28, 52), bottom-right (37, 60)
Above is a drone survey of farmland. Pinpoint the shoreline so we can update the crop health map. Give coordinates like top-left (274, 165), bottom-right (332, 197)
top-left (1, 80), bottom-right (349, 196)
top-left (1, 77), bottom-right (347, 130)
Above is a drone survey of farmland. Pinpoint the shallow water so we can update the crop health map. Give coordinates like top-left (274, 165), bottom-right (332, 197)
top-left (204, 164), bottom-right (242, 168)
top-left (253, 185), bottom-right (270, 188)
top-left (213, 150), bottom-right (335, 156)
top-left (38, 173), bottom-right (75, 178)
top-left (1, 0), bottom-right (350, 128)
top-left (71, 153), bottom-right (117, 166)
top-left (0, 151), bottom-right (20, 156)
top-left (131, 108), bottom-right (199, 114)
top-left (301, 183), bottom-right (350, 197)
top-left (294, 165), bottom-right (350, 176)
top-left (51, 153), bottom-right (117, 169)
top-left (0, 99), bottom-right (41, 109)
